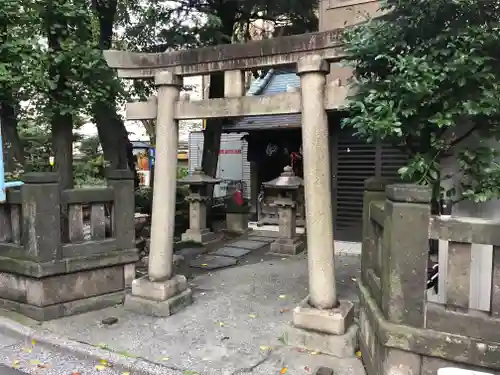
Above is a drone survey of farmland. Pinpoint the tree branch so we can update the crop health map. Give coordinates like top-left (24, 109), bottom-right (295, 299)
top-left (449, 125), bottom-right (478, 147)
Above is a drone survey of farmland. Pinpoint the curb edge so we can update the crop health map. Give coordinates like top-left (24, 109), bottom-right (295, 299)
top-left (0, 316), bottom-right (180, 375)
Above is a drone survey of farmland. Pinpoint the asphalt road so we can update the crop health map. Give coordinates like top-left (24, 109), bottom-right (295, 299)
top-left (0, 365), bottom-right (25, 375)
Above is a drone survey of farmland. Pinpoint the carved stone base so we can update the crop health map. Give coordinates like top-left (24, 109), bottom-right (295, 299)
top-left (285, 322), bottom-right (358, 358)
top-left (181, 228), bottom-right (216, 244)
top-left (286, 296), bottom-right (357, 357)
top-left (0, 265), bottom-right (130, 321)
top-left (124, 275), bottom-right (193, 317)
top-left (269, 237), bottom-right (305, 256)
top-left (124, 289), bottom-right (192, 317)
top-left (293, 297), bottom-right (355, 335)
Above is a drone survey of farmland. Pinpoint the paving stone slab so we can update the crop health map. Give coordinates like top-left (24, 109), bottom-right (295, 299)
top-left (189, 255), bottom-right (238, 270)
top-left (250, 231), bottom-right (280, 238)
top-left (176, 247), bottom-right (206, 258)
top-left (247, 236), bottom-right (276, 243)
top-left (230, 240), bottom-right (268, 250)
top-left (211, 247), bottom-right (252, 258)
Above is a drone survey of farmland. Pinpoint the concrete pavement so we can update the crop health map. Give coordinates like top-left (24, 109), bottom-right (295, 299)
top-left (0, 249), bottom-right (364, 375)
top-left (0, 329), bottom-right (126, 375)
top-left (0, 364), bottom-right (26, 375)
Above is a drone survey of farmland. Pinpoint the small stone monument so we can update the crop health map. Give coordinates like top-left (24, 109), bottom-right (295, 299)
top-left (263, 166), bottom-right (305, 256)
top-left (225, 182), bottom-right (250, 234)
top-left (178, 168), bottom-right (220, 244)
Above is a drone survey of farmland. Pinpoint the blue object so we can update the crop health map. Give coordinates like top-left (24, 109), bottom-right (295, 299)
top-left (149, 147), bottom-right (155, 169)
top-left (0, 119), bottom-right (23, 203)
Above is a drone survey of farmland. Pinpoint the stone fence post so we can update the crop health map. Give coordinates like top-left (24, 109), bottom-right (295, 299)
top-left (107, 169), bottom-right (135, 251)
top-left (21, 172), bottom-right (62, 262)
top-left (381, 184), bottom-right (431, 328)
top-left (362, 178), bottom-right (395, 291)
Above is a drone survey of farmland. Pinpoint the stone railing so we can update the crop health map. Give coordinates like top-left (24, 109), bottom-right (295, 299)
top-left (359, 178), bottom-right (500, 375)
top-left (0, 170), bottom-right (138, 321)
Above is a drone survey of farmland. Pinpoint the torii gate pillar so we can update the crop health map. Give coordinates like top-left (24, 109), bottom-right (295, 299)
top-left (125, 71), bottom-right (193, 317)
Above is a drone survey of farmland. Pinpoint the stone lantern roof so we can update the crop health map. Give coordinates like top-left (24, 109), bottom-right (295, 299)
top-left (178, 168), bottom-right (221, 186)
top-left (263, 166), bottom-right (303, 190)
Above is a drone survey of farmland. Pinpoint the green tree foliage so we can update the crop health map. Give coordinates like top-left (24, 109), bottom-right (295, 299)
top-left (0, 0), bottom-right (40, 171)
top-left (74, 135), bottom-right (107, 187)
top-left (1, 0), bottom-right (318, 191)
top-left (343, 0), bottom-right (500, 203)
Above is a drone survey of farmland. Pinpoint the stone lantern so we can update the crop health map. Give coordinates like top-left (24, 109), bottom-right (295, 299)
top-left (178, 168), bottom-right (220, 244)
top-left (263, 166), bottom-right (305, 255)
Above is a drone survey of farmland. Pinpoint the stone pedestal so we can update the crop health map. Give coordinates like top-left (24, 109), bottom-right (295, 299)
top-left (226, 212), bottom-right (249, 234)
top-left (269, 197), bottom-right (305, 256)
top-left (125, 71), bottom-right (192, 317)
top-left (179, 168), bottom-right (220, 244)
top-left (125, 275), bottom-right (193, 317)
top-left (181, 194), bottom-right (215, 243)
top-left (286, 298), bottom-right (357, 357)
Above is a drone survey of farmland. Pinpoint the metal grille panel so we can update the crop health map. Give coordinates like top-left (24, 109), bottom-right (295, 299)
top-left (335, 129), bottom-right (376, 241)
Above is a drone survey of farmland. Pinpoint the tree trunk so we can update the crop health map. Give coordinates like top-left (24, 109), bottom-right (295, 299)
top-left (93, 105), bottom-right (130, 169)
top-left (201, 10), bottom-right (236, 228)
top-left (202, 73), bottom-right (225, 229)
top-left (51, 114), bottom-right (74, 189)
top-left (201, 72), bottom-right (225, 178)
top-left (0, 98), bottom-right (24, 173)
top-left (92, 0), bottom-right (138, 185)
top-left (44, 6), bottom-right (74, 189)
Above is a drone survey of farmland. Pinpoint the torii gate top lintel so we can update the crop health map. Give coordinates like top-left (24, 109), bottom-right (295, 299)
top-left (103, 29), bottom-right (346, 79)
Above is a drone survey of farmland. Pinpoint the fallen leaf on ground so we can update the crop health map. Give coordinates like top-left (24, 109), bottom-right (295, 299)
top-left (280, 367), bottom-right (288, 374)
top-left (162, 357), bottom-right (169, 361)
top-left (201, 264), bottom-right (208, 267)
top-left (218, 321), bottom-right (224, 327)
top-left (122, 372), bottom-right (130, 375)
top-left (12, 360), bottom-right (20, 368)
top-left (279, 308), bottom-right (290, 314)
top-left (99, 359), bottom-right (109, 366)
top-left (97, 343), bottom-right (107, 349)
top-left (296, 348), bottom-right (306, 353)
top-left (355, 351), bottom-right (362, 358)
top-left (95, 365), bottom-right (107, 371)
top-left (304, 366), bottom-right (311, 372)
top-left (259, 345), bottom-right (269, 351)
top-left (29, 360), bottom-right (40, 365)
top-left (279, 295), bottom-right (286, 299)
top-left (310, 351), bottom-right (318, 355)
top-left (31, 340), bottom-right (36, 345)
top-left (22, 347), bottom-right (32, 353)
top-left (248, 314), bottom-right (256, 318)
top-left (71, 372), bottom-right (81, 375)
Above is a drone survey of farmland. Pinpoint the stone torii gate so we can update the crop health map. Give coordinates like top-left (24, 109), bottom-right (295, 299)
top-left (104, 30), bottom-right (357, 354)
